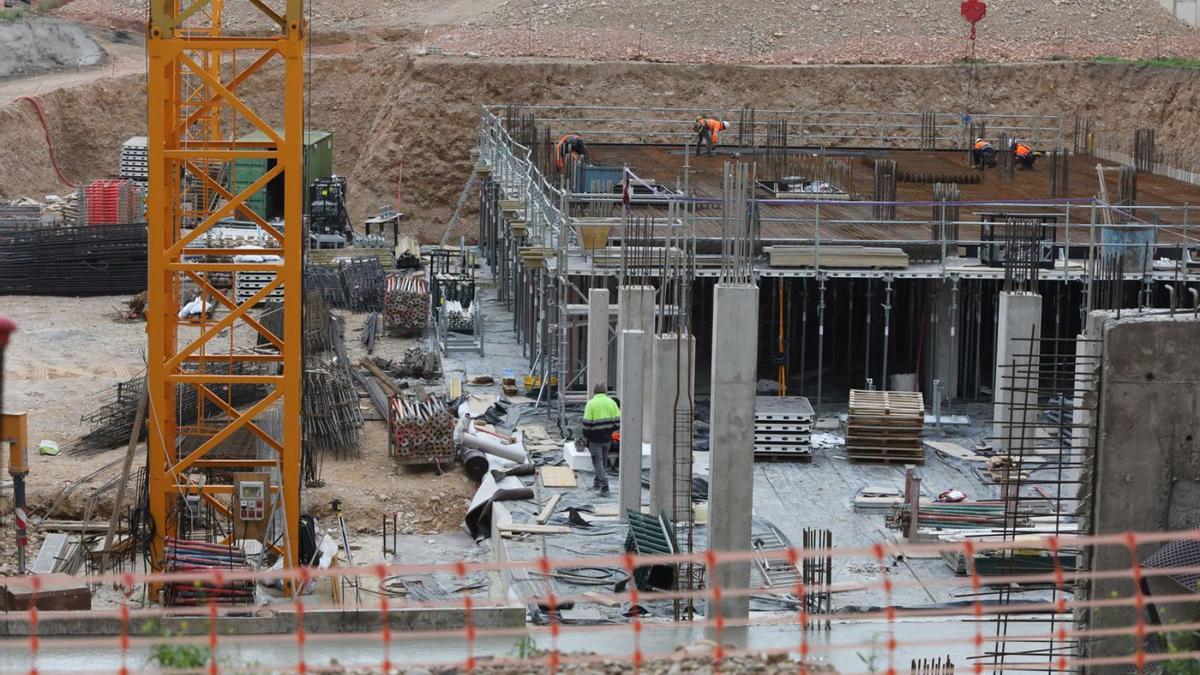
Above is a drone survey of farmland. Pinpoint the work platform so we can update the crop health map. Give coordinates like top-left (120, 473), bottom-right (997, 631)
top-left (473, 104), bottom-right (1200, 417)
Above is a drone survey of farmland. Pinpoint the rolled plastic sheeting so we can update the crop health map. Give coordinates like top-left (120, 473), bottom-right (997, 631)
top-left (464, 455), bottom-right (530, 541)
top-left (459, 448), bottom-right (489, 482)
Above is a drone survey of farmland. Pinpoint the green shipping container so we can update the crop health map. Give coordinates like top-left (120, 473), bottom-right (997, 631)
top-left (228, 130), bottom-right (334, 221)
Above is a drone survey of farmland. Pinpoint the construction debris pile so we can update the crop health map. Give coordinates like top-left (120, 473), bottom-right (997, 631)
top-left (383, 273), bottom-right (429, 336)
top-left (0, 223), bottom-right (148, 296)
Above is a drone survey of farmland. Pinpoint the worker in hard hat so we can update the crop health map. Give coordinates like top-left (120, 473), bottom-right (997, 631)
top-left (970, 138), bottom-right (997, 169)
top-left (693, 117), bottom-right (729, 156)
top-left (1011, 140), bottom-right (1038, 170)
top-left (581, 382), bottom-right (620, 497)
top-left (555, 133), bottom-right (589, 171)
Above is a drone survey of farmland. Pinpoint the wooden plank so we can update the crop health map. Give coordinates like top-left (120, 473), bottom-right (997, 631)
top-left (536, 494), bottom-right (563, 525)
top-left (540, 466), bottom-right (578, 488)
top-left (31, 533), bottom-right (69, 574)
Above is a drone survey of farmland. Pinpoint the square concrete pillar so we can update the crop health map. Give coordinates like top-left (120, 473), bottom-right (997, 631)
top-left (649, 332), bottom-right (695, 518)
top-left (618, 329), bottom-right (646, 521)
top-left (616, 285), bottom-right (655, 436)
top-left (706, 283), bottom-right (759, 622)
top-left (992, 291), bottom-right (1042, 453)
top-left (586, 288), bottom-right (610, 394)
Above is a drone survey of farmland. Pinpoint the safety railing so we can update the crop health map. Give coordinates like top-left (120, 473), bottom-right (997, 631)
top-left (478, 108), bottom-right (576, 250)
top-left (3, 528), bottom-right (1200, 672)
top-left (483, 104), bottom-right (1065, 150)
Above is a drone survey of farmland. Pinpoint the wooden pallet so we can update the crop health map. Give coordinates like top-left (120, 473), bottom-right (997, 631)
top-left (846, 389), bottom-right (925, 464)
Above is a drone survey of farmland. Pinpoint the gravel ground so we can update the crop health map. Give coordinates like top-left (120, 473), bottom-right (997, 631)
top-left (50, 0), bottom-right (1200, 64)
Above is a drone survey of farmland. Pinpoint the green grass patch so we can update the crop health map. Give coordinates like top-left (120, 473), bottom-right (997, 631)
top-left (0, 6), bottom-right (27, 21)
top-left (1093, 55), bottom-right (1200, 69)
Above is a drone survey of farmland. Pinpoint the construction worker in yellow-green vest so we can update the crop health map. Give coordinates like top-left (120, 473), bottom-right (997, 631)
top-left (582, 382), bottom-right (620, 496)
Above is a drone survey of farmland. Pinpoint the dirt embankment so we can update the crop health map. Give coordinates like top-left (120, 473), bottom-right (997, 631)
top-left (0, 17), bottom-right (105, 80)
top-left (5, 55), bottom-right (1200, 240)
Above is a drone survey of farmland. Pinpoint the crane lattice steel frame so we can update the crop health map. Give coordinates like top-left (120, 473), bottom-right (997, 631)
top-left (146, 0), bottom-right (305, 575)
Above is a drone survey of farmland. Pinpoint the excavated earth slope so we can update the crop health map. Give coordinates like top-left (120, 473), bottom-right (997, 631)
top-left (3, 53), bottom-right (1200, 241)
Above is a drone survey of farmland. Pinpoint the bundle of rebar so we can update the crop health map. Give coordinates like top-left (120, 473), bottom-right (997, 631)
top-left (1073, 115), bottom-right (1093, 154)
top-left (302, 297), bottom-right (362, 477)
top-left (919, 111), bottom-right (937, 151)
top-left (1001, 218), bottom-right (1042, 293)
top-left (763, 119), bottom-right (791, 179)
top-left (339, 257), bottom-right (386, 312)
top-left (931, 183), bottom-right (961, 243)
top-left (720, 161), bottom-right (756, 284)
top-left (388, 395), bottom-right (456, 464)
top-left (383, 273), bottom-right (429, 336)
top-left (305, 265), bottom-right (347, 307)
top-left (872, 160), bottom-right (897, 221)
top-left (67, 363), bottom-right (272, 454)
top-left (163, 538), bottom-right (254, 606)
top-left (1047, 148), bottom-right (1071, 199)
top-left (0, 223), bottom-right (147, 296)
top-left (1134, 128), bottom-right (1156, 172)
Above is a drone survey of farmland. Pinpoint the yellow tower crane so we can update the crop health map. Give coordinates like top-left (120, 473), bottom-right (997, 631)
top-left (145, 0), bottom-right (306, 579)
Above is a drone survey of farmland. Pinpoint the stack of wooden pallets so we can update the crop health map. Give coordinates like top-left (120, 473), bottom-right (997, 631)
top-left (846, 389), bottom-right (925, 464)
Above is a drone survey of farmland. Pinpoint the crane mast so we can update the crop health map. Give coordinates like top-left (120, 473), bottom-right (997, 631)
top-left (145, 0), bottom-right (306, 579)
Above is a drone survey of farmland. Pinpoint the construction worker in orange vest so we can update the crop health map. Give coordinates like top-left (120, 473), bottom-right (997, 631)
top-left (970, 138), bottom-right (997, 168)
top-left (693, 117), bottom-right (729, 156)
top-left (1011, 140), bottom-right (1038, 170)
top-left (556, 133), bottom-right (588, 171)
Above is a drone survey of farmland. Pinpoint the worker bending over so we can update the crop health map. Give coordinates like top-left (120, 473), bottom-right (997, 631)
top-left (970, 138), bottom-right (997, 169)
top-left (693, 117), bottom-right (729, 156)
top-left (556, 133), bottom-right (589, 171)
top-left (581, 382), bottom-right (620, 497)
top-left (1011, 140), bottom-right (1038, 170)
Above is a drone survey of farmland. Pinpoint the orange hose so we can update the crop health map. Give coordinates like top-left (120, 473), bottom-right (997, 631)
top-left (15, 96), bottom-right (77, 189)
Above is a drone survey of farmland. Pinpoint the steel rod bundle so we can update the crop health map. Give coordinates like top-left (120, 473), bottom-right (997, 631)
top-left (0, 223), bottom-right (147, 296)
top-left (383, 273), bottom-right (429, 336)
top-left (388, 394), bottom-right (456, 465)
top-left (302, 297), bottom-right (363, 480)
top-left (339, 257), bottom-right (386, 312)
top-left (67, 363), bottom-right (272, 454)
top-left (163, 538), bottom-right (253, 606)
top-left (304, 265), bottom-right (347, 307)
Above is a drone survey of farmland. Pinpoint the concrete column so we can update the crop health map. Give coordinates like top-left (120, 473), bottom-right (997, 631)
top-left (616, 285), bottom-right (655, 435)
top-left (992, 291), bottom-right (1042, 453)
top-left (617, 329), bottom-right (646, 521)
top-left (706, 284), bottom-right (759, 621)
top-left (586, 288), bottom-right (610, 394)
top-left (649, 333), bottom-right (695, 517)
top-left (1084, 312), bottom-right (1200, 659)
top-left (1071, 331), bottom-right (1100, 455)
